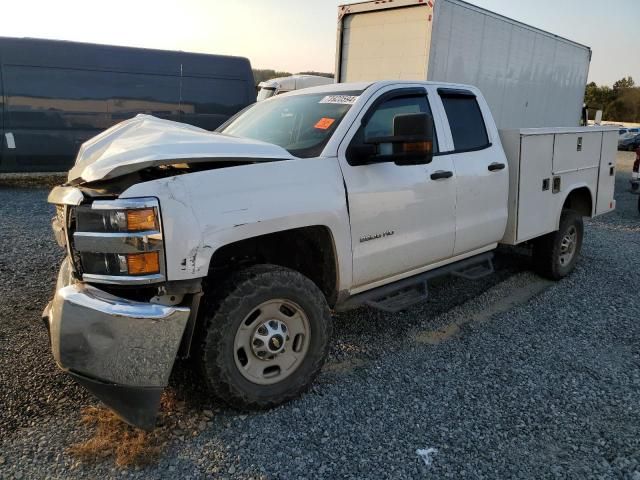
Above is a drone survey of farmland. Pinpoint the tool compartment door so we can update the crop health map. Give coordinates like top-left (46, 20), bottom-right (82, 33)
top-left (516, 134), bottom-right (556, 242)
top-left (595, 130), bottom-right (617, 215)
top-left (552, 132), bottom-right (601, 173)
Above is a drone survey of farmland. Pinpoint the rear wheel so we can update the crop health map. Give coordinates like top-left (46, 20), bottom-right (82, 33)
top-left (198, 264), bottom-right (332, 408)
top-left (533, 209), bottom-right (583, 280)
top-left (637, 194), bottom-right (640, 214)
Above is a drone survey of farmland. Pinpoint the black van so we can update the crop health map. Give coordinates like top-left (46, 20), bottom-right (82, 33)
top-left (0, 37), bottom-right (256, 172)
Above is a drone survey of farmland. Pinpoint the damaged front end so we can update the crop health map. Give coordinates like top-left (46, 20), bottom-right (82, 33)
top-left (43, 185), bottom-right (197, 430)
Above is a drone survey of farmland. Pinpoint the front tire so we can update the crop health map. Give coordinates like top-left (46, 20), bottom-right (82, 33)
top-left (198, 264), bottom-right (332, 408)
top-left (533, 209), bottom-right (583, 280)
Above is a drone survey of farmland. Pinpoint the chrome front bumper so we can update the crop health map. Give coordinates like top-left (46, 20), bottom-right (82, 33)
top-left (43, 258), bottom-right (190, 429)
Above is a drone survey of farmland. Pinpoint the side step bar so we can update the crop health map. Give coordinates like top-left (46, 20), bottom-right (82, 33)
top-left (337, 252), bottom-right (494, 313)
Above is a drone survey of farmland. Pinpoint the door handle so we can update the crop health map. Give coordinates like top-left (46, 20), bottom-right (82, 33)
top-left (488, 162), bottom-right (506, 172)
top-left (430, 170), bottom-right (454, 180)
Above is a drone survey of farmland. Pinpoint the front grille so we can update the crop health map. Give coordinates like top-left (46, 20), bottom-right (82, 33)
top-left (66, 206), bottom-right (84, 277)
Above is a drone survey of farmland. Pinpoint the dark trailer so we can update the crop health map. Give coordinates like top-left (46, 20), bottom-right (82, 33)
top-left (0, 37), bottom-right (256, 172)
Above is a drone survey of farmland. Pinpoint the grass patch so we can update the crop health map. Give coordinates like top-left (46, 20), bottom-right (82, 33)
top-left (68, 392), bottom-right (180, 468)
top-left (0, 173), bottom-right (66, 189)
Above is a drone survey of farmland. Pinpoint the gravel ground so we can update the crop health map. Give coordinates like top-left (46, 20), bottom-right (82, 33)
top-left (0, 152), bottom-right (639, 479)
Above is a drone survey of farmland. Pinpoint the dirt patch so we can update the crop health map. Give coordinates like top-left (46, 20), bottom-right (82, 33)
top-left (416, 323), bottom-right (461, 345)
top-left (416, 275), bottom-right (553, 345)
top-left (323, 357), bottom-right (366, 374)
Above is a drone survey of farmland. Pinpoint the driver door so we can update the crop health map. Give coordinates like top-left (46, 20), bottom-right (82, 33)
top-left (338, 87), bottom-right (457, 289)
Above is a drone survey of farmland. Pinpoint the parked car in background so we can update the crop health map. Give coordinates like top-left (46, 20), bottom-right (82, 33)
top-left (631, 145), bottom-right (640, 213)
top-left (257, 74), bottom-right (334, 101)
top-left (619, 133), bottom-right (640, 151)
top-left (618, 128), bottom-right (640, 145)
top-left (0, 37), bottom-right (256, 172)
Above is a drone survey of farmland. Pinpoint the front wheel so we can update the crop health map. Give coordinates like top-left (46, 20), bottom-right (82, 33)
top-left (198, 264), bottom-right (332, 408)
top-left (533, 209), bottom-right (584, 280)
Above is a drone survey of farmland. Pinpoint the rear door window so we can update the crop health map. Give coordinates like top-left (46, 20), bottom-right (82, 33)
top-left (439, 92), bottom-right (489, 152)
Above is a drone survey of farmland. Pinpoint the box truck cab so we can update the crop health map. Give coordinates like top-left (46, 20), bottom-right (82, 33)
top-left (257, 74), bottom-right (334, 101)
top-left (45, 80), bottom-right (617, 429)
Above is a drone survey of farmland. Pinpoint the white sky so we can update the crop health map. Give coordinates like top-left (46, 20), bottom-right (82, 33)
top-left (2, 0), bottom-right (638, 86)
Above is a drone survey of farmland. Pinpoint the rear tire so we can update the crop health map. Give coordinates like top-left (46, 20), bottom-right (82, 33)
top-left (198, 264), bottom-right (332, 408)
top-left (533, 209), bottom-right (583, 280)
top-left (637, 194), bottom-right (640, 214)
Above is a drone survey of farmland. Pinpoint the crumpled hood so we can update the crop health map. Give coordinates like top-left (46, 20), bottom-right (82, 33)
top-left (68, 114), bottom-right (295, 183)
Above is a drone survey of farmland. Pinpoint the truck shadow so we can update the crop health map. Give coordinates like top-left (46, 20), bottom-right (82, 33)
top-left (330, 246), bottom-right (532, 347)
top-left (167, 247), bottom-right (533, 413)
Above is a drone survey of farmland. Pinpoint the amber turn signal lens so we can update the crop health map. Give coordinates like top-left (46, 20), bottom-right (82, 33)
top-left (126, 208), bottom-right (157, 231)
top-left (403, 141), bottom-right (432, 153)
top-left (126, 252), bottom-right (160, 275)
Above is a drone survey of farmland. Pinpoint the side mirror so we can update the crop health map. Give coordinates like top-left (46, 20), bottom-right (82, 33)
top-left (346, 143), bottom-right (377, 166)
top-left (365, 113), bottom-right (434, 166)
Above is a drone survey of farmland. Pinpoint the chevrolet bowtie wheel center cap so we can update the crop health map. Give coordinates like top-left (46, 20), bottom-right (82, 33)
top-left (252, 319), bottom-right (288, 358)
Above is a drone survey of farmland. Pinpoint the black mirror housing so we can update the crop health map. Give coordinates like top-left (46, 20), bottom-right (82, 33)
top-left (365, 112), bottom-right (434, 166)
top-left (393, 112), bottom-right (433, 140)
top-left (346, 143), bottom-right (377, 166)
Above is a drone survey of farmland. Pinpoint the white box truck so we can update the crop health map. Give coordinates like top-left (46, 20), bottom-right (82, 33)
top-left (335, 0), bottom-right (592, 129)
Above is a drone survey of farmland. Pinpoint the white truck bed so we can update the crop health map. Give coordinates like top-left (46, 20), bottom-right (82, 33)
top-left (499, 127), bottom-right (617, 245)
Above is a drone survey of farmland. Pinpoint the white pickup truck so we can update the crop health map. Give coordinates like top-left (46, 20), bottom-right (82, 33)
top-left (44, 81), bottom-right (617, 429)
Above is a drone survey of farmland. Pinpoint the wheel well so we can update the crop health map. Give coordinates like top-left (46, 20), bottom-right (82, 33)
top-left (207, 226), bottom-right (339, 306)
top-left (563, 187), bottom-right (592, 217)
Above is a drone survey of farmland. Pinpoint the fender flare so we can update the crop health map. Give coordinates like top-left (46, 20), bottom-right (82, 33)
top-left (202, 220), bottom-right (347, 294)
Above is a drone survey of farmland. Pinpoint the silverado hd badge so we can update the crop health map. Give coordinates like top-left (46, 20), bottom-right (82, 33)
top-left (359, 230), bottom-right (395, 243)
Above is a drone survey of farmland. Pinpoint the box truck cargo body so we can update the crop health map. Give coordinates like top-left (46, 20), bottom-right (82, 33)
top-left (336, 0), bottom-right (591, 129)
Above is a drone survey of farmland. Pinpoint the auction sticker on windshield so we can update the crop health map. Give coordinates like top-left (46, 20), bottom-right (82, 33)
top-left (314, 117), bottom-right (336, 130)
top-left (319, 95), bottom-right (359, 105)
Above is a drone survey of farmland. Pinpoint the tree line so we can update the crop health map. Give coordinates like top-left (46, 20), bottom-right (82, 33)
top-left (585, 76), bottom-right (640, 123)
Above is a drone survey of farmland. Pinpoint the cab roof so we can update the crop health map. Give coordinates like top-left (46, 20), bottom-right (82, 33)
top-left (283, 80), bottom-right (479, 97)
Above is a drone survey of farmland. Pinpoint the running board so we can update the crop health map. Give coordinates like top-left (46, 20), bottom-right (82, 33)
top-left (337, 252), bottom-right (494, 313)
top-left (365, 282), bottom-right (428, 313)
top-left (451, 257), bottom-right (494, 280)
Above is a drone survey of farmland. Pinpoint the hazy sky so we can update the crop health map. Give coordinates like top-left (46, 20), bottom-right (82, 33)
top-left (2, 0), bottom-right (638, 86)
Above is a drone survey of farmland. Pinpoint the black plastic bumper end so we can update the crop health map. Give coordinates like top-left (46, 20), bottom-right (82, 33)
top-left (69, 372), bottom-right (162, 431)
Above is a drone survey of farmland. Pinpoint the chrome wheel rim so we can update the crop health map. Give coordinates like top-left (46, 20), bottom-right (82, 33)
top-left (234, 299), bottom-right (310, 385)
top-left (559, 226), bottom-right (577, 266)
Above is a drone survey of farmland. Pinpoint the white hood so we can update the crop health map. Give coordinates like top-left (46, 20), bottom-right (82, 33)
top-left (68, 114), bottom-right (295, 183)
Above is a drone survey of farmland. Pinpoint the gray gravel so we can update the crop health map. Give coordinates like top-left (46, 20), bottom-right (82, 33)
top-left (1, 152), bottom-right (639, 479)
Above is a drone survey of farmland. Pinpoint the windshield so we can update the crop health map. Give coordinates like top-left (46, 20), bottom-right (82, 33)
top-left (219, 91), bottom-right (362, 158)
